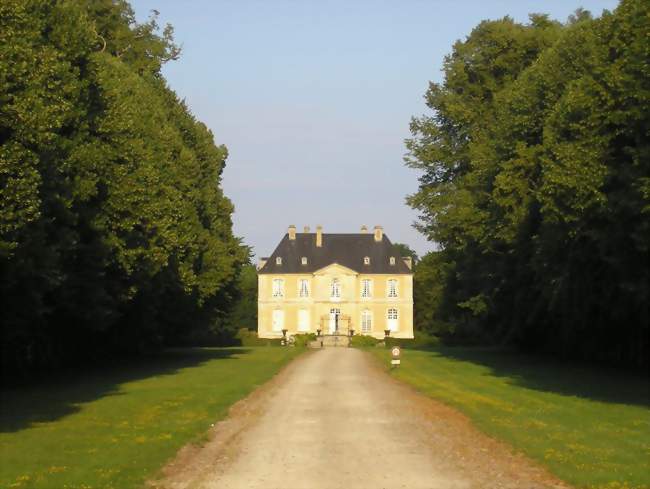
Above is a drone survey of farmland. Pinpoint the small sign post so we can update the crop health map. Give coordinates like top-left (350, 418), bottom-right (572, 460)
top-left (391, 346), bottom-right (401, 368)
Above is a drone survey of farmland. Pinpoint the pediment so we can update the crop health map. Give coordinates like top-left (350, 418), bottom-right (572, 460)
top-left (312, 262), bottom-right (358, 276)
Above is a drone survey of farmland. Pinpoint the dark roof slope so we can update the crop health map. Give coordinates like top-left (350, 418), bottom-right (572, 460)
top-left (258, 233), bottom-right (412, 274)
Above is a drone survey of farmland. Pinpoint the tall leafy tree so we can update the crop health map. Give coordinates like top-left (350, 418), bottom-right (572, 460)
top-left (0, 0), bottom-right (247, 376)
top-left (406, 1), bottom-right (649, 366)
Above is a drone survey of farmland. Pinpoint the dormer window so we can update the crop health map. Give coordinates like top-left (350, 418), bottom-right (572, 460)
top-left (276, 257), bottom-right (282, 265)
top-left (301, 257), bottom-right (308, 265)
top-left (389, 257), bottom-right (396, 265)
top-left (364, 256), bottom-right (370, 265)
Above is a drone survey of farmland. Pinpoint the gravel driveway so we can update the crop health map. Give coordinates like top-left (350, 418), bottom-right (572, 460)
top-left (153, 348), bottom-right (568, 489)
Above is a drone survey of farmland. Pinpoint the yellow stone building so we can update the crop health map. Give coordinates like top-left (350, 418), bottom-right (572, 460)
top-left (257, 225), bottom-right (414, 339)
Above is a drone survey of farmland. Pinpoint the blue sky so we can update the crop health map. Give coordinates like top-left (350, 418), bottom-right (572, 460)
top-left (131, 0), bottom-right (619, 259)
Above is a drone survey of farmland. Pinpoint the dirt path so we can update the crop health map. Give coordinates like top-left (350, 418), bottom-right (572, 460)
top-left (152, 348), bottom-right (569, 489)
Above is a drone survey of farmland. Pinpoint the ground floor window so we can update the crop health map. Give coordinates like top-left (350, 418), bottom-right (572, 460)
top-left (298, 309), bottom-right (310, 332)
top-left (387, 308), bottom-right (398, 331)
top-left (272, 309), bottom-right (284, 331)
top-left (361, 310), bottom-right (372, 333)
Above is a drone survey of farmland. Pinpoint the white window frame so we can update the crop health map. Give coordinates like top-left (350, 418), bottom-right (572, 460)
top-left (276, 257), bottom-right (282, 265)
top-left (387, 308), bottom-right (399, 332)
top-left (272, 278), bottom-right (284, 298)
top-left (363, 256), bottom-right (370, 265)
top-left (389, 256), bottom-right (396, 265)
top-left (361, 279), bottom-right (372, 298)
top-left (330, 278), bottom-right (341, 299)
top-left (272, 309), bottom-right (284, 331)
top-left (298, 309), bottom-right (310, 332)
top-left (301, 256), bottom-right (308, 265)
top-left (298, 278), bottom-right (310, 298)
top-left (387, 279), bottom-right (398, 298)
top-left (361, 310), bottom-right (372, 333)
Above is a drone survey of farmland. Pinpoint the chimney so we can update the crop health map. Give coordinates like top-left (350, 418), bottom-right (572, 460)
top-left (303, 225), bottom-right (310, 233)
top-left (258, 257), bottom-right (268, 270)
top-left (316, 225), bottom-right (323, 247)
top-left (288, 225), bottom-right (296, 240)
top-left (373, 225), bottom-right (383, 242)
top-left (360, 225), bottom-right (368, 234)
top-left (402, 257), bottom-right (413, 270)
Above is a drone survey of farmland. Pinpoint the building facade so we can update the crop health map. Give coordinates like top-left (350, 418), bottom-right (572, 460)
top-left (257, 225), bottom-right (414, 339)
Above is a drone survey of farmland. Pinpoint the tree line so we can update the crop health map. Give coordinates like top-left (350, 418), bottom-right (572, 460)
top-left (0, 0), bottom-right (248, 378)
top-left (408, 0), bottom-right (648, 367)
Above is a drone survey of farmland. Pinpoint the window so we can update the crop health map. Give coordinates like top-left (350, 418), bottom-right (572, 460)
top-left (361, 279), bottom-right (372, 298)
top-left (387, 308), bottom-right (398, 331)
top-left (272, 309), bottom-right (284, 331)
top-left (272, 278), bottom-right (284, 297)
top-left (387, 279), bottom-right (398, 298)
top-left (364, 256), bottom-right (370, 265)
top-left (301, 256), bottom-right (308, 265)
top-left (299, 279), bottom-right (309, 298)
top-left (330, 278), bottom-right (341, 298)
top-left (276, 257), bottom-right (282, 265)
top-left (389, 256), bottom-right (396, 265)
top-left (298, 309), bottom-right (310, 332)
top-left (361, 310), bottom-right (372, 333)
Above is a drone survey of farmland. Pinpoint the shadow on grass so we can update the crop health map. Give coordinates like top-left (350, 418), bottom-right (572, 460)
top-left (0, 347), bottom-right (252, 433)
top-left (415, 346), bottom-right (650, 408)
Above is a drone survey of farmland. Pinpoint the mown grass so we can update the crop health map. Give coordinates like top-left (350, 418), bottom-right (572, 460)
top-left (0, 347), bottom-right (302, 489)
top-left (369, 347), bottom-right (650, 489)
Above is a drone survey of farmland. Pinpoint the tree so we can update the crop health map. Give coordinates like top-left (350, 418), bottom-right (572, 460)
top-left (0, 0), bottom-right (247, 377)
top-left (406, 1), bottom-right (649, 367)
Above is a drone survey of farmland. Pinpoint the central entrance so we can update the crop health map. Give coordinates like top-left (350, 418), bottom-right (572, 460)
top-left (329, 308), bottom-right (341, 334)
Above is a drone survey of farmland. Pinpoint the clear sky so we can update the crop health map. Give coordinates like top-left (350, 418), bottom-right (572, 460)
top-left (130, 0), bottom-right (619, 259)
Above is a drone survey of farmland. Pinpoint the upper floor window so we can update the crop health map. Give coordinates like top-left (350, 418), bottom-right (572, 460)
top-left (364, 256), bottom-right (370, 265)
top-left (387, 279), bottom-right (398, 298)
top-left (299, 279), bottom-right (310, 298)
top-left (389, 256), bottom-right (396, 265)
top-left (387, 308), bottom-right (398, 320)
top-left (330, 278), bottom-right (341, 298)
top-left (272, 278), bottom-right (284, 297)
top-left (276, 257), bottom-right (282, 265)
top-left (361, 279), bottom-right (372, 298)
top-left (301, 256), bottom-right (308, 265)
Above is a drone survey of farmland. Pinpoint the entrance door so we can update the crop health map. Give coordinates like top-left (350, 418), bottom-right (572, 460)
top-left (272, 309), bottom-right (284, 332)
top-left (329, 308), bottom-right (341, 333)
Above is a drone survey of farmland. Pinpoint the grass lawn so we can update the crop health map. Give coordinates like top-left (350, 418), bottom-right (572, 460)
top-left (370, 347), bottom-right (650, 489)
top-left (0, 347), bottom-right (302, 489)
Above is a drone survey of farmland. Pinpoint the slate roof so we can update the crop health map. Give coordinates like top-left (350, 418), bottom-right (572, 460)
top-left (258, 233), bottom-right (412, 274)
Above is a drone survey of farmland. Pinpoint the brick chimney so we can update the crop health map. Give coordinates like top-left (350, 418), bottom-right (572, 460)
top-left (288, 225), bottom-right (296, 240)
top-left (373, 225), bottom-right (383, 242)
top-left (316, 225), bottom-right (323, 247)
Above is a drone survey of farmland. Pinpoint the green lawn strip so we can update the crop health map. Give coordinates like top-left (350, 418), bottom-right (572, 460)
top-left (368, 347), bottom-right (650, 489)
top-left (0, 347), bottom-right (302, 489)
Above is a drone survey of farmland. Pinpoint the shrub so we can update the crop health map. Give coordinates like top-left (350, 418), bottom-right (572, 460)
top-left (292, 333), bottom-right (317, 347)
top-left (235, 328), bottom-right (281, 347)
top-left (350, 335), bottom-right (380, 348)
top-left (386, 331), bottom-right (440, 349)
